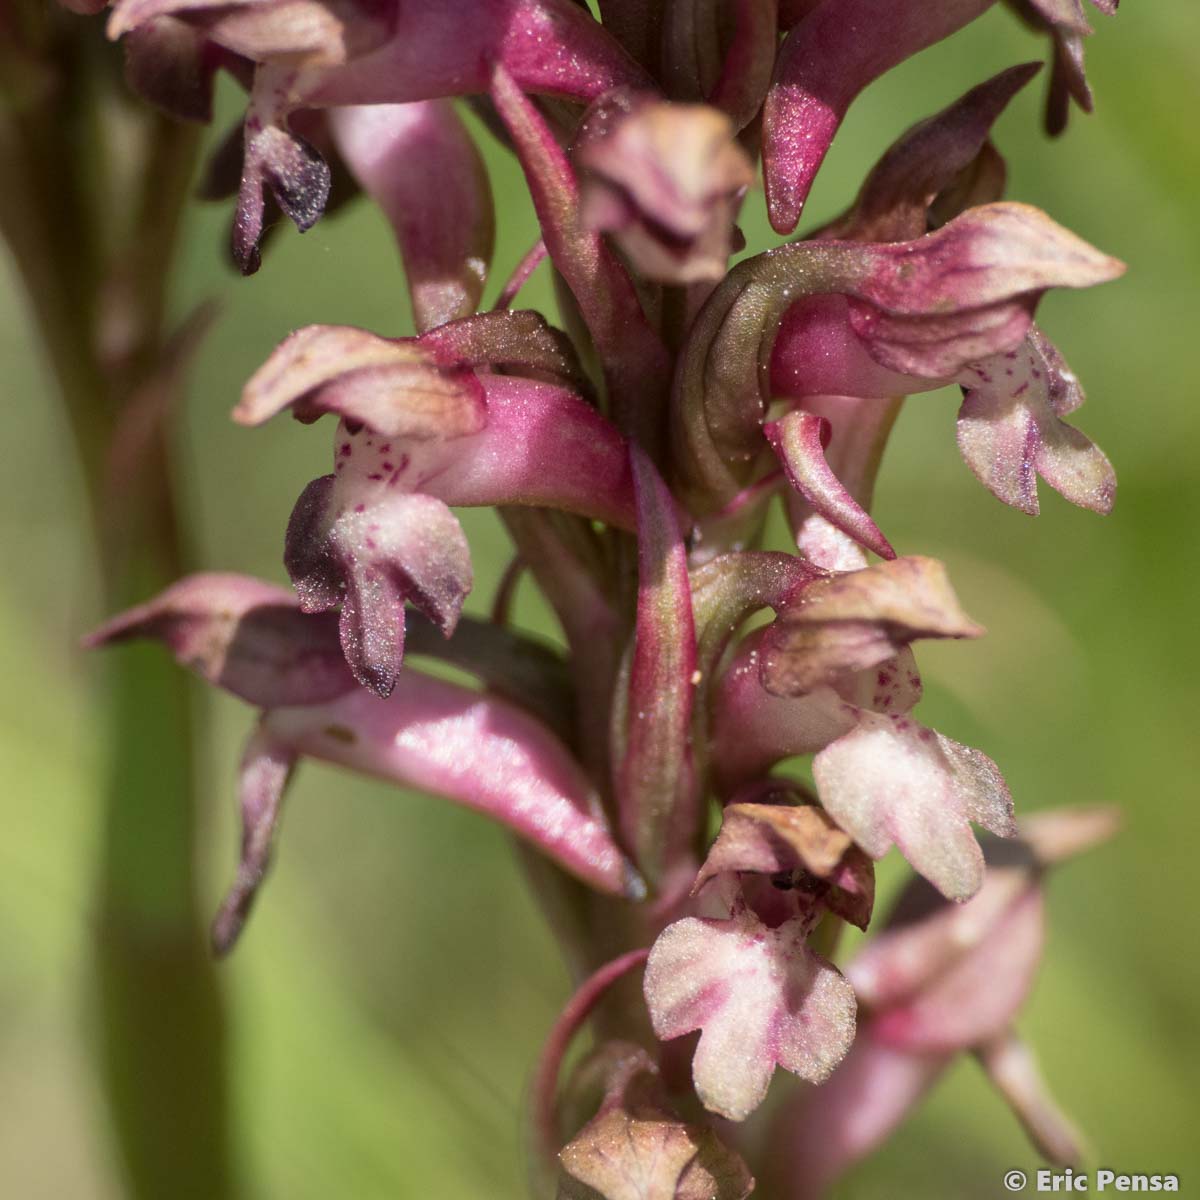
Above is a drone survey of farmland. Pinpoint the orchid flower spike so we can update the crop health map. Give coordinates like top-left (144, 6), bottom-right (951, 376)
top-left (71, 0), bottom-right (1127, 1193)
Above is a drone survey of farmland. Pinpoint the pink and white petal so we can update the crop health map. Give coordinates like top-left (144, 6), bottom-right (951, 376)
top-left (645, 909), bottom-right (856, 1121)
top-left (813, 710), bottom-right (1015, 901)
top-left (759, 556), bottom-right (981, 698)
top-left (956, 327), bottom-right (1116, 515)
top-left (871, 884), bottom-right (1045, 1052)
top-left (710, 644), bottom-right (859, 792)
top-left (235, 324), bottom-right (486, 435)
top-left (426, 376), bottom-right (636, 530)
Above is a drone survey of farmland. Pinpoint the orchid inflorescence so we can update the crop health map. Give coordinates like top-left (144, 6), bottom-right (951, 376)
top-left (80, 0), bottom-right (1122, 1195)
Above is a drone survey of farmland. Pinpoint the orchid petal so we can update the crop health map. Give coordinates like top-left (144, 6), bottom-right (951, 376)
top-left (694, 799), bottom-right (875, 930)
top-left (830, 646), bottom-right (924, 714)
top-left (231, 66), bottom-right (337, 274)
top-left (111, 0), bottom-right (649, 105)
top-left (976, 1030), bottom-right (1085, 1165)
top-left (762, 0), bottom-right (997, 233)
top-left (421, 310), bottom-right (592, 397)
top-left (84, 572), bottom-right (355, 707)
top-left (285, 476), bottom-right (471, 696)
top-left (303, 0), bottom-right (651, 108)
top-left (236, 323), bottom-right (486, 434)
top-left (764, 410), bottom-right (897, 561)
top-left (848, 204), bottom-right (1126, 377)
top-left (577, 95), bottom-right (753, 285)
top-left (815, 62), bottom-right (1040, 243)
top-left (867, 883), bottom-right (1045, 1051)
top-left (121, 15), bottom-right (221, 122)
top-left (210, 727), bottom-right (296, 955)
top-left (264, 672), bottom-right (638, 897)
top-left (674, 203), bottom-right (1122, 509)
top-left (558, 1044), bottom-right (754, 1200)
top-left (956, 326), bottom-right (1116, 515)
top-left (644, 905), bottom-right (856, 1121)
top-left (1018, 803), bottom-right (1121, 866)
top-left (331, 101), bottom-right (494, 333)
top-left (765, 1023), bottom-right (952, 1200)
top-left (109, 0), bottom-right (391, 67)
top-left (814, 710), bottom-right (1016, 900)
top-left (759, 555), bottom-right (983, 697)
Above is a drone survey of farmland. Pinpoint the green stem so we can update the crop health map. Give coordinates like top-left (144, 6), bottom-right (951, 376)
top-left (1, 28), bottom-right (240, 1198)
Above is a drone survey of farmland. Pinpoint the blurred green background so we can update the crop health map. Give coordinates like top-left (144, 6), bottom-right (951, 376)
top-left (2, 4), bottom-right (1198, 1197)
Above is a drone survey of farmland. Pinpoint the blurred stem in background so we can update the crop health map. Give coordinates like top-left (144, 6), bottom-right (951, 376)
top-left (0, 7), bottom-right (239, 1198)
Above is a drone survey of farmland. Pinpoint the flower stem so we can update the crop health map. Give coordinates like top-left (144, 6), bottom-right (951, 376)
top-left (1, 28), bottom-right (240, 1198)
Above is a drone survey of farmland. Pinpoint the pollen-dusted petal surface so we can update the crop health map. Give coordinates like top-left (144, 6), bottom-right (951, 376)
top-left (957, 327), bottom-right (1116, 515)
top-left (813, 710), bottom-right (1016, 901)
top-left (644, 908), bottom-right (856, 1121)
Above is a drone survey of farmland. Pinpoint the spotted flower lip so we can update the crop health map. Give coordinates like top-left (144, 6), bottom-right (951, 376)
top-left (674, 201), bottom-right (1124, 512)
top-left (238, 315), bottom-right (636, 695)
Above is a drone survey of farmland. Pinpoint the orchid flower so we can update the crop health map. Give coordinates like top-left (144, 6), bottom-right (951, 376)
top-left (76, 0), bottom-right (1128, 1193)
top-left (765, 805), bottom-right (1120, 1199)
